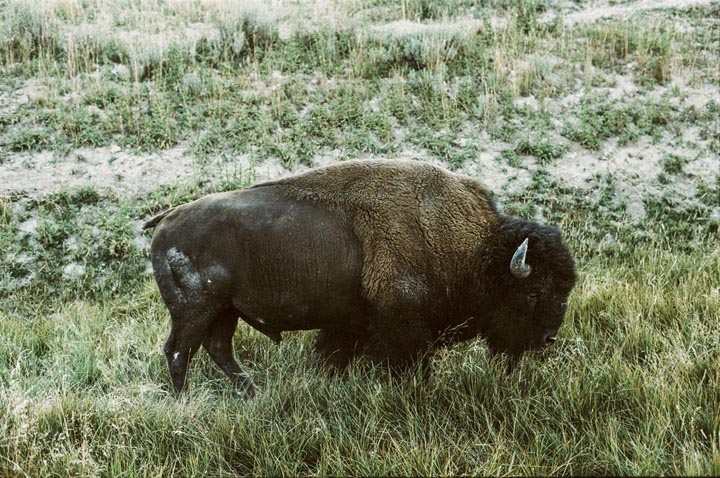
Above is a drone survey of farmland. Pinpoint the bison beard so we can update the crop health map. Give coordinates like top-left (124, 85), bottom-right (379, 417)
top-left (144, 159), bottom-right (577, 394)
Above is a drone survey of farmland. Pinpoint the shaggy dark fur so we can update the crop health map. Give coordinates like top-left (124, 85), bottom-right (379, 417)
top-left (144, 159), bottom-right (576, 394)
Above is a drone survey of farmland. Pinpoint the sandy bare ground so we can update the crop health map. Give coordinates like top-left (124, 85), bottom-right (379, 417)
top-left (562, 0), bottom-right (719, 25)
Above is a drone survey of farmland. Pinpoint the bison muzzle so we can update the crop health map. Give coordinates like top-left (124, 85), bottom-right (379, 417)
top-left (144, 159), bottom-right (577, 394)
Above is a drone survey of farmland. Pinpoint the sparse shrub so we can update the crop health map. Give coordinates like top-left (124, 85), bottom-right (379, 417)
top-left (401, 33), bottom-right (457, 71)
top-left (515, 56), bottom-right (558, 98)
top-left (563, 97), bottom-right (674, 150)
top-left (155, 44), bottom-right (189, 91)
top-left (3, 126), bottom-right (50, 152)
top-left (284, 29), bottom-right (354, 74)
top-left (99, 36), bottom-right (129, 65)
top-left (500, 148), bottom-right (522, 167)
top-left (60, 106), bottom-right (112, 148)
top-left (63, 31), bottom-right (133, 76)
top-left (194, 36), bottom-right (223, 66)
top-left (512, 0), bottom-right (546, 34)
top-left (83, 84), bottom-right (124, 109)
top-left (413, 128), bottom-right (479, 169)
top-left (588, 22), bottom-right (639, 69)
top-left (215, 8), bottom-right (279, 62)
top-left (265, 124), bottom-right (318, 168)
top-left (402, 0), bottom-right (445, 20)
top-left (415, 128), bottom-right (454, 159)
top-left (514, 134), bottom-right (567, 163)
top-left (135, 110), bottom-right (179, 150)
top-left (405, 69), bottom-right (468, 129)
top-left (0, 197), bottom-right (10, 225)
top-left (190, 122), bottom-right (224, 159)
top-left (660, 153), bottom-right (686, 175)
top-left (350, 22), bottom-right (481, 78)
top-left (9, 189), bottom-right (146, 302)
top-left (637, 24), bottom-right (672, 85)
top-left (0, 0), bottom-right (63, 63)
top-left (586, 20), bottom-right (673, 86)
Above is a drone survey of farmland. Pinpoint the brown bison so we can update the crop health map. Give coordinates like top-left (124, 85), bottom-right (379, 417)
top-left (144, 159), bottom-right (576, 394)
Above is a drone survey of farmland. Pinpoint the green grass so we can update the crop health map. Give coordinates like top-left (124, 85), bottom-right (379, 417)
top-left (1, 232), bottom-right (718, 476)
top-left (1, 0), bottom-right (719, 475)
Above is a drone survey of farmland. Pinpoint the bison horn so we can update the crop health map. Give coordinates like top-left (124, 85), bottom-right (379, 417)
top-left (510, 238), bottom-right (532, 279)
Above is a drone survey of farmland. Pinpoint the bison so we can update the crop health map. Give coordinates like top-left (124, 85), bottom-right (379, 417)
top-left (143, 159), bottom-right (576, 394)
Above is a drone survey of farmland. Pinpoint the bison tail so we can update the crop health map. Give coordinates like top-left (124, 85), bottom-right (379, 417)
top-left (143, 207), bottom-right (176, 230)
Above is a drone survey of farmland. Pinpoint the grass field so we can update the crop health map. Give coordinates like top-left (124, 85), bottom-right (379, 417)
top-left (1, 0), bottom-right (719, 475)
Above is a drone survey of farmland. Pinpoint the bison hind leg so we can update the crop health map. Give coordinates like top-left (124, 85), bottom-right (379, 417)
top-left (202, 308), bottom-right (255, 396)
top-left (164, 316), bottom-right (209, 393)
top-left (313, 329), bottom-right (367, 370)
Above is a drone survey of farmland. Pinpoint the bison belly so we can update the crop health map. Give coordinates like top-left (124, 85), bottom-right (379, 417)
top-left (150, 186), bottom-right (368, 336)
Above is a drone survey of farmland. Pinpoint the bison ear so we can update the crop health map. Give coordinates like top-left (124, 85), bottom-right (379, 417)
top-left (510, 238), bottom-right (532, 279)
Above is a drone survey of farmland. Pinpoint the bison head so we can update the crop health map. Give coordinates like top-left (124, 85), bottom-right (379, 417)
top-left (477, 218), bottom-right (577, 362)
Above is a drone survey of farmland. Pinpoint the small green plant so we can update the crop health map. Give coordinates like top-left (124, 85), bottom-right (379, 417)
top-left (562, 97), bottom-right (673, 150)
top-left (513, 134), bottom-right (567, 163)
top-left (3, 126), bottom-right (50, 152)
top-left (660, 153), bottom-right (687, 175)
top-left (500, 148), bottom-right (522, 167)
top-left (215, 8), bottom-right (279, 62)
top-left (412, 128), bottom-right (480, 169)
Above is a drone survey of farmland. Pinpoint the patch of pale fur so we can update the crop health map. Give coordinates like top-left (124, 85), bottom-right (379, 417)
top-left (395, 276), bottom-right (429, 300)
top-left (166, 246), bottom-right (202, 305)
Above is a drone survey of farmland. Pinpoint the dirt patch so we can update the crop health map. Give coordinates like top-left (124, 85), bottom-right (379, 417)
top-left (1, 142), bottom-right (322, 198)
top-left (0, 79), bottom-right (50, 115)
top-left (562, 0), bottom-right (718, 25)
top-left (2, 145), bottom-right (196, 198)
top-left (548, 127), bottom-right (717, 222)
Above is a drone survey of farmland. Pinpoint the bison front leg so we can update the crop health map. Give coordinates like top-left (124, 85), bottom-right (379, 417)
top-left (364, 321), bottom-right (434, 371)
top-left (202, 309), bottom-right (255, 396)
top-left (313, 329), bottom-right (367, 369)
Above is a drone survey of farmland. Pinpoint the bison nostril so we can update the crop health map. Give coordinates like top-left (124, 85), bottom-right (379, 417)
top-left (544, 335), bottom-right (557, 346)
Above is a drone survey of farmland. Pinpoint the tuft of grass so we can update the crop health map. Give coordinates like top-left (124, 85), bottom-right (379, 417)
top-left (583, 19), bottom-right (675, 86)
top-left (660, 153), bottom-right (687, 175)
top-left (513, 133), bottom-right (567, 163)
top-left (3, 126), bottom-right (49, 152)
top-left (0, 0), bottom-right (63, 64)
top-left (562, 96), bottom-right (673, 150)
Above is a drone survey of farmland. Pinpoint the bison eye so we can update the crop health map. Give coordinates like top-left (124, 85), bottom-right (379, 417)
top-left (527, 293), bottom-right (538, 308)
top-left (560, 301), bottom-right (568, 311)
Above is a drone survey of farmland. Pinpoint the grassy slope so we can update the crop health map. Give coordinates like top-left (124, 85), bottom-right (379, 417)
top-left (1, 0), bottom-right (719, 475)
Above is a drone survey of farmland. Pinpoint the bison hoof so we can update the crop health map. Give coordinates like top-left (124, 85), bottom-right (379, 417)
top-left (234, 376), bottom-right (256, 398)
